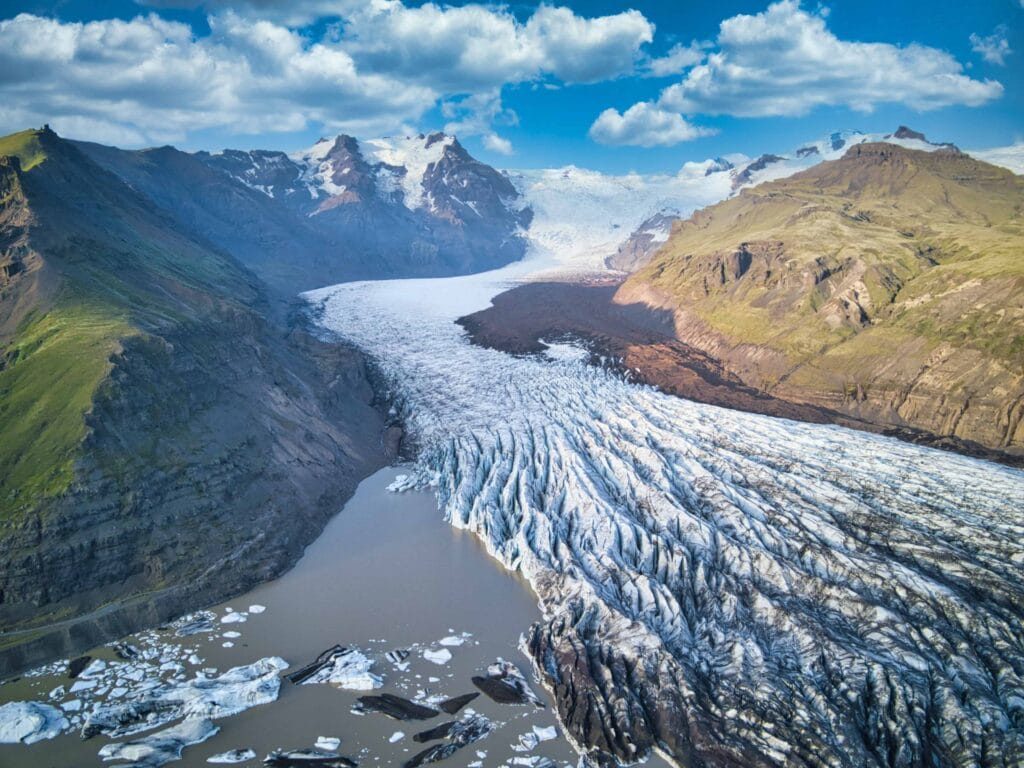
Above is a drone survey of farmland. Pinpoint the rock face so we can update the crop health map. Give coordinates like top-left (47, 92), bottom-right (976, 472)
top-left (619, 143), bottom-right (1024, 458)
top-left (0, 129), bottom-right (389, 674)
top-left (605, 210), bottom-right (677, 272)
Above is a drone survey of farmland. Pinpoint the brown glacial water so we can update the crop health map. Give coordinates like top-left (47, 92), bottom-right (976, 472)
top-left (0, 467), bottom-right (582, 768)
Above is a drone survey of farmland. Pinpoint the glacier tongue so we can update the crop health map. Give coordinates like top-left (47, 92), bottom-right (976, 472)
top-left (307, 267), bottom-right (1024, 767)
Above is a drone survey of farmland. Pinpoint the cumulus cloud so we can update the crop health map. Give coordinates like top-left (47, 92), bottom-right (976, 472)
top-left (0, 2), bottom-right (655, 146)
top-left (646, 42), bottom-right (707, 77)
top-left (0, 11), bottom-right (433, 144)
top-left (482, 133), bottom-right (514, 155)
top-left (659, 1), bottom-right (1002, 117)
top-left (970, 27), bottom-right (1012, 66)
top-left (589, 102), bottom-right (716, 147)
top-left (591, 0), bottom-right (1003, 146)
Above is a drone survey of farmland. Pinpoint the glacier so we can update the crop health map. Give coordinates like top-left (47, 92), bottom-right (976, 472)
top-left (306, 177), bottom-right (1024, 766)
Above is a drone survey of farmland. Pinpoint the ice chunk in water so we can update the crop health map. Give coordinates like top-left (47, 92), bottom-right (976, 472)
top-left (208, 748), bottom-right (257, 763)
top-left (423, 649), bottom-right (452, 665)
top-left (300, 649), bottom-right (382, 690)
top-left (0, 702), bottom-right (68, 744)
top-left (98, 717), bottom-right (218, 766)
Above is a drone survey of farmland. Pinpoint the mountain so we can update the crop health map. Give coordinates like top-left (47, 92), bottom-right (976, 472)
top-left (617, 142), bottom-right (1024, 456)
top-left (607, 127), bottom-right (972, 273)
top-left (0, 128), bottom-right (390, 672)
top-left (75, 132), bottom-right (532, 300)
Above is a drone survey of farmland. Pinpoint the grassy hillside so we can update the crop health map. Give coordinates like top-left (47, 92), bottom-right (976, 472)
top-left (0, 302), bottom-right (133, 513)
top-left (0, 128), bottom-right (384, 660)
top-left (0, 127), bottom-right (259, 520)
top-left (0, 129), bottom-right (48, 171)
top-left (620, 143), bottom-right (1024, 452)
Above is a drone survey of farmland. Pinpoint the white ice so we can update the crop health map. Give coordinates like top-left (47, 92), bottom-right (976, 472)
top-left (98, 717), bottom-right (218, 766)
top-left (0, 702), bottom-right (68, 744)
top-left (300, 649), bottom-right (383, 690)
top-left (207, 748), bottom-right (257, 763)
top-left (423, 649), bottom-right (453, 666)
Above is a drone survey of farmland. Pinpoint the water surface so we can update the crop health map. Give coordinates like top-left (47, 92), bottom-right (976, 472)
top-left (0, 468), bottom-right (577, 768)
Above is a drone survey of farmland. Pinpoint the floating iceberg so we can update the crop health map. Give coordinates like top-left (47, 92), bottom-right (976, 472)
top-left (423, 649), bottom-right (452, 666)
top-left (97, 717), bottom-right (218, 766)
top-left (208, 748), bottom-right (257, 763)
top-left (301, 649), bottom-right (382, 690)
top-left (83, 656), bottom-right (288, 739)
top-left (0, 701), bottom-right (68, 744)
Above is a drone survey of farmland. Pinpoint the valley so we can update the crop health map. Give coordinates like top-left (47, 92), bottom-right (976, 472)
top-left (1, 124), bottom-right (1022, 768)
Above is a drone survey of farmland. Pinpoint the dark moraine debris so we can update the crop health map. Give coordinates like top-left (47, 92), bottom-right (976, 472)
top-left (67, 656), bottom-right (92, 679)
top-left (471, 661), bottom-right (544, 707)
top-left (264, 748), bottom-right (357, 767)
top-left (170, 611), bottom-right (217, 637)
top-left (81, 699), bottom-right (179, 740)
top-left (287, 645), bottom-right (349, 685)
top-left (112, 642), bottom-right (140, 660)
top-left (438, 693), bottom-right (478, 715)
top-left (356, 693), bottom-right (440, 721)
top-left (402, 716), bottom-right (494, 768)
top-left (413, 722), bottom-right (457, 743)
top-left (385, 649), bottom-right (410, 664)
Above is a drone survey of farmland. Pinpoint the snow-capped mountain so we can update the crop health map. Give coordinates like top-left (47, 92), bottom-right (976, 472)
top-left (722, 126), bottom-right (959, 191)
top-left (202, 131), bottom-right (531, 228)
top-left (506, 165), bottom-right (732, 272)
top-left (196, 132), bottom-right (533, 280)
top-left (587, 126), bottom-right (973, 273)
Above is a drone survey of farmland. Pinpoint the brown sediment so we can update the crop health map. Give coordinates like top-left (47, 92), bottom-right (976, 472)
top-left (457, 279), bottom-right (1023, 467)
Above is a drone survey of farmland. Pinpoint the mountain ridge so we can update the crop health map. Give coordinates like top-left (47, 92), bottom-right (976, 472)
top-left (75, 130), bottom-right (533, 301)
top-left (617, 141), bottom-right (1024, 455)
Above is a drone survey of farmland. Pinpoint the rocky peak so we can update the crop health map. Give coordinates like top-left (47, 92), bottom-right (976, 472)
top-left (197, 147), bottom-right (305, 202)
top-left (423, 138), bottom-right (528, 226)
top-left (731, 153), bottom-right (784, 189)
top-left (891, 125), bottom-right (927, 142)
top-left (704, 157), bottom-right (735, 176)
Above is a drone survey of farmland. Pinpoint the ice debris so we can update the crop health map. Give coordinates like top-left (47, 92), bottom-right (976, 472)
top-left (97, 717), bottom-right (218, 766)
top-left (208, 748), bottom-right (258, 763)
top-left (472, 661), bottom-right (543, 707)
top-left (423, 649), bottom-right (452, 666)
top-left (0, 701), bottom-right (69, 744)
top-left (300, 649), bottom-right (382, 690)
top-left (82, 656), bottom-right (288, 738)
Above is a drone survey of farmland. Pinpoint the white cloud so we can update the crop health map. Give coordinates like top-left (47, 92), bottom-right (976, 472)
top-left (0, 12), bottom-right (433, 144)
top-left (658, 1), bottom-right (1002, 117)
top-left (135, 0), bottom-right (355, 27)
top-left (590, 0), bottom-right (1004, 145)
top-left (589, 102), bottom-right (716, 147)
top-left (341, 2), bottom-right (652, 91)
top-left (523, 5), bottom-right (654, 83)
top-left (482, 133), bottom-right (514, 155)
top-left (646, 42), bottom-right (707, 77)
top-left (970, 27), bottom-right (1011, 66)
top-left (0, 3), bottom-right (655, 146)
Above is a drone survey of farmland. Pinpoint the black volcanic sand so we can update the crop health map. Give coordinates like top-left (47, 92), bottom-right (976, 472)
top-left (457, 279), bottom-right (1022, 467)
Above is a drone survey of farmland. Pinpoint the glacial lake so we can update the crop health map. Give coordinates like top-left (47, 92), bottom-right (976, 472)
top-left (0, 467), bottom-right (581, 768)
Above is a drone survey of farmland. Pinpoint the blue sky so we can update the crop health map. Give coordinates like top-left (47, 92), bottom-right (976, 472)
top-left (0, 0), bottom-right (1020, 172)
